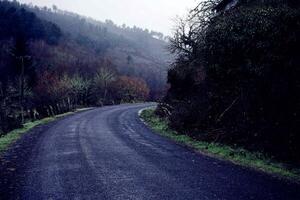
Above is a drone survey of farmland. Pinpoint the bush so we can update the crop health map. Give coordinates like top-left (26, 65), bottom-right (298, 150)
top-left (163, 2), bottom-right (300, 164)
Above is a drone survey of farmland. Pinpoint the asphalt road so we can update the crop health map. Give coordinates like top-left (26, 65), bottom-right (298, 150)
top-left (0, 103), bottom-right (299, 200)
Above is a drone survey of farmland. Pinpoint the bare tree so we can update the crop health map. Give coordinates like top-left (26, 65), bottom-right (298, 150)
top-left (169, 0), bottom-right (221, 59)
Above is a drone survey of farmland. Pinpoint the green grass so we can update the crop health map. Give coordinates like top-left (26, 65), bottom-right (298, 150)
top-left (0, 108), bottom-right (93, 153)
top-left (140, 108), bottom-right (300, 182)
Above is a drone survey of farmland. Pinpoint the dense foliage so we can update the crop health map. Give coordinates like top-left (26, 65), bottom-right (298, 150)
top-left (0, 1), bottom-right (61, 43)
top-left (159, 0), bottom-right (300, 163)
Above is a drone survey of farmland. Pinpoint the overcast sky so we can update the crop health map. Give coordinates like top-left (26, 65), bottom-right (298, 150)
top-left (19, 0), bottom-right (199, 35)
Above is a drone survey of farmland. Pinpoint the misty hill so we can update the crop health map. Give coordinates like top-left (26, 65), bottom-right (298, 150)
top-left (23, 3), bottom-right (171, 97)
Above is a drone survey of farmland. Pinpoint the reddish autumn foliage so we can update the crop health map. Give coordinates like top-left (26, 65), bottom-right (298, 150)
top-left (34, 71), bottom-right (71, 104)
top-left (112, 76), bottom-right (150, 102)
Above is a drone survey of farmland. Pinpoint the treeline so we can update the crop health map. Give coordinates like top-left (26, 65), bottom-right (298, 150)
top-left (0, 1), bottom-right (151, 135)
top-left (158, 0), bottom-right (300, 163)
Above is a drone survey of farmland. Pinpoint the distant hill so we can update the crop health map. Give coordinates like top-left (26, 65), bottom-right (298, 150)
top-left (23, 3), bottom-right (171, 98)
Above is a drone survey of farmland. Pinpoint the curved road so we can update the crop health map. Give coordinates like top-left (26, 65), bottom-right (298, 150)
top-left (0, 103), bottom-right (299, 200)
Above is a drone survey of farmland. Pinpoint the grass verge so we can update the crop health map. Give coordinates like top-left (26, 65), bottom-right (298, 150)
top-left (0, 108), bottom-right (93, 153)
top-left (140, 108), bottom-right (300, 182)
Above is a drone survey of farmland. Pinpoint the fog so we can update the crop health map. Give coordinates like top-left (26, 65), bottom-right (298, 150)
top-left (18, 0), bottom-right (198, 35)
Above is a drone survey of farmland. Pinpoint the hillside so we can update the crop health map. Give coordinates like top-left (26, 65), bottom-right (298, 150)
top-left (0, 0), bottom-right (170, 134)
top-left (25, 3), bottom-right (171, 98)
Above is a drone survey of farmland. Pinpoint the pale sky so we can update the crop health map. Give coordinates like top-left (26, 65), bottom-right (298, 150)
top-left (18, 0), bottom-right (199, 35)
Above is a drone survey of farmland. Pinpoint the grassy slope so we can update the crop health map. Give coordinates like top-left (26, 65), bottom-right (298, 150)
top-left (0, 108), bottom-right (92, 153)
top-left (140, 108), bottom-right (300, 182)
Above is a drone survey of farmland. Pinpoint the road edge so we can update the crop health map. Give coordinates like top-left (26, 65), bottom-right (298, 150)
top-left (138, 107), bottom-right (300, 184)
top-left (0, 107), bottom-right (95, 154)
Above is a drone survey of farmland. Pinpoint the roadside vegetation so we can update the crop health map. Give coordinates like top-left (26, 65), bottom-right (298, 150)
top-left (141, 109), bottom-right (300, 181)
top-left (157, 0), bottom-right (300, 171)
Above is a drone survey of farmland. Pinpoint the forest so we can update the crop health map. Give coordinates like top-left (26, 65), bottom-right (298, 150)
top-left (0, 0), bottom-right (169, 135)
top-left (157, 0), bottom-right (300, 164)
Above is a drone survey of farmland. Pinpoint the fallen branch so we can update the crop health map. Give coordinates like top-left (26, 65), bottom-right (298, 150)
top-left (216, 96), bottom-right (240, 123)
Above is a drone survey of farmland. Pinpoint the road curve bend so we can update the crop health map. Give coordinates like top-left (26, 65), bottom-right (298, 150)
top-left (0, 103), bottom-right (299, 200)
